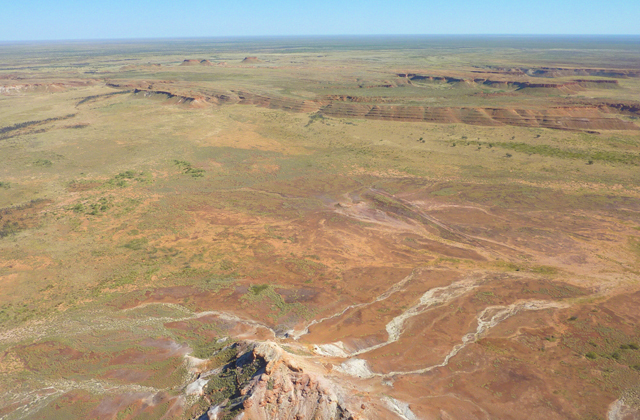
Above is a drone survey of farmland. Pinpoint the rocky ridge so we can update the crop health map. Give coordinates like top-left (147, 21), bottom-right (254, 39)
top-left (190, 341), bottom-right (368, 420)
top-left (0, 80), bottom-right (96, 95)
top-left (117, 85), bottom-right (639, 131)
top-left (398, 73), bottom-right (621, 93)
top-left (472, 66), bottom-right (640, 78)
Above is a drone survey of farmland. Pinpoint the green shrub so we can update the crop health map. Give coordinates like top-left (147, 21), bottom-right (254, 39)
top-left (123, 238), bottom-right (148, 250)
top-left (34, 159), bottom-right (52, 167)
top-left (173, 160), bottom-right (205, 178)
top-left (250, 284), bottom-right (269, 295)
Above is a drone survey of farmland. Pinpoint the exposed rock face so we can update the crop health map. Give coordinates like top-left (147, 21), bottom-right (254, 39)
top-left (107, 81), bottom-right (155, 90)
top-left (524, 67), bottom-right (640, 78)
top-left (397, 74), bottom-right (467, 84)
top-left (0, 80), bottom-right (95, 95)
top-left (179, 59), bottom-right (217, 66)
top-left (320, 103), bottom-right (638, 131)
top-left (242, 56), bottom-right (263, 64)
top-left (473, 66), bottom-right (640, 78)
top-left (236, 91), bottom-right (321, 113)
top-left (200, 342), bottom-right (356, 420)
top-left (242, 343), bottom-right (355, 420)
top-left (321, 95), bottom-right (399, 103)
top-left (125, 86), bottom-right (639, 131)
top-left (592, 101), bottom-right (640, 117)
top-left (108, 81), bottom-right (239, 106)
top-left (132, 89), bottom-right (209, 108)
top-left (398, 73), bottom-right (620, 93)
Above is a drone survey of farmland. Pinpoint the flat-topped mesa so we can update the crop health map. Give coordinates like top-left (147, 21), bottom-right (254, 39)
top-left (236, 91), bottom-right (322, 113)
top-left (320, 102), bottom-right (639, 131)
top-left (513, 80), bottom-right (619, 93)
top-left (398, 74), bottom-right (466, 83)
top-left (397, 73), bottom-right (619, 92)
top-left (475, 66), bottom-right (640, 78)
top-left (242, 56), bottom-right (263, 63)
top-left (122, 85), bottom-right (639, 131)
top-left (470, 67), bottom-right (527, 75)
top-left (179, 59), bottom-right (216, 66)
top-left (524, 67), bottom-right (640, 78)
top-left (131, 89), bottom-right (210, 108)
top-left (321, 95), bottom-right (398, 103)
top-left (0, 80), bottom-right (96, 95)
top-left (595, 101), bottom-right (640, 116)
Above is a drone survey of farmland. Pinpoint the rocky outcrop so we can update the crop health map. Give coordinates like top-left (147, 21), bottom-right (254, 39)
top-left (398, 74), bottom-right (467, 84)
top-left (132, 89), bottom-right (209, 108)
top-left (0, 80), bottom-right (95, 95)
top-left (320, 95), bottom-right (399, 103)
top-left (125, 86), bottom-right (638, 131)
top-left (107, 80), bottom-right (156, 90)
top-left (320, 103), bottom-right (638, 130)
top-left (233, 88), bottom-right (637, 130)
top-left (397, 73), bottom-right (619, 92)
top-left (242, 57), bottom-right (263, 64)
top-left (241, 343), bottom-right (355, 420)
top-left (179, 59), bottom-right (218, 67)
top-left (512, 79), bottom-right (618, 93)
top-left (236, 91), bottom-right (322, 113)
top-left (524, 67), bottom-right (640, 78)
top-left (198, 342), bottom-right (357, 420)
top-left (474, 66), bottom-right (640, 78)
top-left (592, 101), bottom-right (640, 117)
top-left (107, 81), bottom-right (239, 107)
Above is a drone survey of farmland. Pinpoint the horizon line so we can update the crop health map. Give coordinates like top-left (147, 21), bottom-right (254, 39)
top-left (2, 33), bottom-right (640, 44)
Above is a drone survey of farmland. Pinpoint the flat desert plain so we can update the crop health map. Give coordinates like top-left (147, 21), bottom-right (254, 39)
top-left (1, 36), bottom-right (640, 419)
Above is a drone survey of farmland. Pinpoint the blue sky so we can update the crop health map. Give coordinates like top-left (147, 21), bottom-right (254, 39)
top-left (2, 0), bottom-right (639, 41)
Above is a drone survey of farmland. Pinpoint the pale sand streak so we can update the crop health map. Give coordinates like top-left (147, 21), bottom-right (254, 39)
top-left (337, 300), bottom-right (566, 379)
top-left (290, 270), bottom-right (418, 340)
top-left (317, 275), bottom-right (483, 357)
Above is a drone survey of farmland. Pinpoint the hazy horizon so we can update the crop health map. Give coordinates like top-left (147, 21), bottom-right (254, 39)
top-left (3, 34), bottom-right (640, 43)
top-left (2, 0), bottom-right (639, 41)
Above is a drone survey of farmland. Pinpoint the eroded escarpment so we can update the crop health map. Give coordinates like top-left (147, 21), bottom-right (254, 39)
top-left (0, 79), bottom-right (96, 95)
top-left (180, 59), bottom-right (202, 66)
top-left (236, 91), bottom-right (322, 113)
top-left (319, 102), bottom-right (638, 131)
top-left (104, 81), bottom-right (240, 108)
top-left (131, 89), bottom-right (211, 108)
top-left (525, 67), bottom-right (640, 78)
top-left (472, 66), bottom-right (640, 78)
top-left (179, 59), bottom-right (217, 67)
top-left (242, 57), bottom-right (263, 64)
top-left (122, 84), bottom-right (638, 131)
top-left (186, 341), bottom-right (363, 420)
top-left (397, 73), bottom-right (620, 93)
top-left (587, 100), bottom-right (640, 117)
